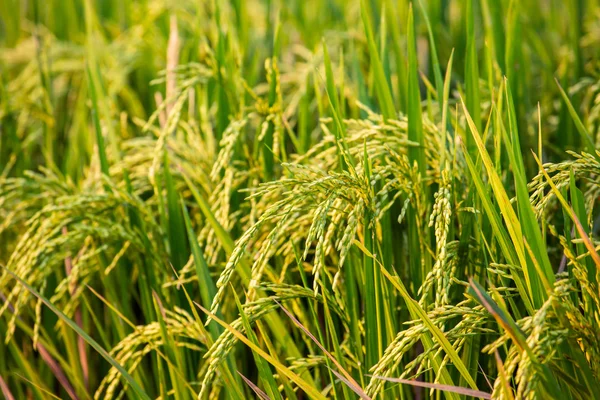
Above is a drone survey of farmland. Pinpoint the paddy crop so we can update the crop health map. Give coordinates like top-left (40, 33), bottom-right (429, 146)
top-left (1, 1), bottom-right (600, 399)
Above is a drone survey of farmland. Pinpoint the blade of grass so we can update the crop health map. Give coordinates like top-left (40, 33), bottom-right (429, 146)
top-left (461, 97), bottom-right (547, 308)
top-left (406, 2), bottom-right (428, 305)
top-left (234, 291), bottom-right (282, 400)
top-left (180, 171), bottom-right (236, 256)
top-left (406, 4), bottom-right (425, 176)
top-left (569, 170), bottom-right (596, 286)
top-left (465, 0), bottom-right (482, 148)
top-left (440, 49), bottom-right (454, 168)
top-left (360, 0), bottom-right (395, 120)
top-left (238, 372), bottom-right (271, 400)
top-left (13, 374), bottom-right (62, 400)
top-left (417, 0), bottom-right (443, 108)
top-left (502, 85), bottom-right (555, 304)
top-left (163, 151), bottom-right (188, 271)
top-left (152, 291), bottom-right (190, 400)
top-left (163, 266), bottom-right (245, 400)
top-left (355, 241), bottom-right (479, 393)
top-left (36, 345), bottom-right (79, 400)
top-left (86, 285), bottom-right (202, 399)
top-left (293, 245), bottom-right (349, 395)
top-left (368, 375), bottom-right (491, 399)
top-left (194, 302), bottom-right (327, 400)
top-left (322, 41), bottom-right (354, 172)
top-left (2, 266), bottom-right (151, 400)
top-left (0, 374), bottom-right (15, 400)
top-left (494, 351), bottom-right (515, 400)
top-left (180, 197), bottom-right (219, 338)
top-left (555, 78), bottom-right (598, 159)
top-left (274, 300), bottom-right (369, 400)
top-left (468, 279), bottom-right (563, 396)
top-left (327, 368), bottom-right (371, 400)
top-left (532, 152), bottom-right (600, 268)
top-left (86, 65), bottom-right (109, 178)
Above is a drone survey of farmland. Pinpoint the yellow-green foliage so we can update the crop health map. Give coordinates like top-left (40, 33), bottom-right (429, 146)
top-left (2, 1), bottom-right (600, 400)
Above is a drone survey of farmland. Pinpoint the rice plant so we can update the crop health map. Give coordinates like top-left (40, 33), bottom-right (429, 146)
top-left (2, 0), bottom-right (600, 399)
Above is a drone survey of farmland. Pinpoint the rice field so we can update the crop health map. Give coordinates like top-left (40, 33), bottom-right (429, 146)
top-left (1, 0), bottom-right (600, 399)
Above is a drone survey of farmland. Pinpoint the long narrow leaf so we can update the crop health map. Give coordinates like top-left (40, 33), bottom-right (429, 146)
top-left (2, 267), bottom-right (151, 400)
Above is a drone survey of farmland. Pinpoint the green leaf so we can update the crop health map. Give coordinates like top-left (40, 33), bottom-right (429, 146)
top-left (354, 242), bottom-right (478, 395)
top-left (163, 151), bottom-right (188, 271)
top-left (461, 96), bottom-right (549, 309)
top-left (406, 4), bottom-right (425, 176)
top-left (360, 0), bottom-right (396, 120)
top-left (469, 279), bottom-right (564, 398)
top-left (234, 292), bottom-right (282, 400)
top-left (465, 0), bottom-right (482, 148)
top-left (2, 267), bottom-right (151, 400)
top-left (555, 78), bottom-right (598, 159)
top-left (417, 0), bottom-right (443, 108)
top-left (195, 302), bottom-right (327, 400)
top-left (86, 65), bottom-right (109, 178)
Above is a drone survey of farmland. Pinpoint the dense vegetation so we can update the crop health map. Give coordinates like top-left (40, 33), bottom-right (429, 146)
top-left (2, 0), bottom-right (600, 399)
